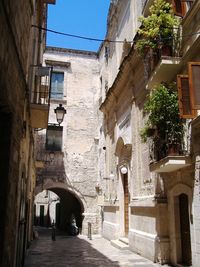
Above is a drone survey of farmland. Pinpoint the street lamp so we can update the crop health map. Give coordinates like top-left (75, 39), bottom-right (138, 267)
top-left (54, 104), bottom-right (66, 125)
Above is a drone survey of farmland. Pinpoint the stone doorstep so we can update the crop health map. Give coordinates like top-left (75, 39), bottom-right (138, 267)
top-left (110, 239), bottom-right (129, 250)
top-left (119, 237), bottom-right (129, 245)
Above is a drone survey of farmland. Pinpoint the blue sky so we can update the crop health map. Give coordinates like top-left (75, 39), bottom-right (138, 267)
top-left (47, 0), bottom-right (110, 52)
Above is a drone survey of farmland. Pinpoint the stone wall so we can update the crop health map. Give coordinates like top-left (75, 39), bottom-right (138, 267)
top-left (0, 1), bottom-right (47, 265)
top-left (42, 47), bottom-right (101, 235)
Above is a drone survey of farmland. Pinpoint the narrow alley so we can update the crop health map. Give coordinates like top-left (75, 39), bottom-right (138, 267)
top-left (1, 0), bottom-right (200, 266)
top-left (24, 228), bottom-right (162, 267)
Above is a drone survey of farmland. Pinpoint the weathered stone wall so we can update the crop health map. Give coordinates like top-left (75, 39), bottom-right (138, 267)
top-left (0, 1), bottom-right (47, 265)
top-left (97, 0), bottom-right (194, 265)
top-left (42, 47), bottom-right (101, 235)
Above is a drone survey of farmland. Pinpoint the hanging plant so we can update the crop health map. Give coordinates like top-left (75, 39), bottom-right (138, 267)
top-left (140, 83), bottom-right (184, 148)
top-left (135, 0), bottom-right (179, 56)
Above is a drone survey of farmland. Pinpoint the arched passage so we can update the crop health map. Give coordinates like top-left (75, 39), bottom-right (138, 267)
top-left (34, 182), bottom-right (85, 234)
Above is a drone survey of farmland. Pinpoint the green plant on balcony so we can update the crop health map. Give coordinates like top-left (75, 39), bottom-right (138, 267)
top-left (140, 83), bottom-right (184, 160)
top-left (135, 0), bottom-right (179, 56)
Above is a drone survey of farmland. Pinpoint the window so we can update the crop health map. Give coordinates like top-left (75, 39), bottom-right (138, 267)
top-left (172, 0), bottom-right (186, 17)
top-left (177, 61), bottom-right (200, 119)
top-left (188, 62), bottom-right (200, 109)
top-left (51, 72), bottom-right (64, 99)
top-left (46, 125), bottom-right (63, 151)
top-left (177, 75), bottom-right (196, 118)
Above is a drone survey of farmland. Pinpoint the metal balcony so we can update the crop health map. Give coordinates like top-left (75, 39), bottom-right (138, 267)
top-left (30, 66), bottom-right (52, 129)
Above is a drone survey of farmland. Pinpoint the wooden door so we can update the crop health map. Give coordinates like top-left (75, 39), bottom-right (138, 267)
top-left (123, 173), bottom-right (129, 236)
top-left (179, 194), bottom-right (191, 266)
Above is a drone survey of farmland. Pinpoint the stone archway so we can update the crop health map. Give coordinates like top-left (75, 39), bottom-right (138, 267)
top-left (34, 181), bottom-right (86, 234)
top-left (168, 184), bottom-right (192, 265)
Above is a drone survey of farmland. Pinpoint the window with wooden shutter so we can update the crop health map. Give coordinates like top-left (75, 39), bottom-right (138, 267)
top-left (172, 0), bottom-right (186, 17)
top-left (177, 75), bottom-right (196, 118)
top-left (188, 62), bottom-right (200, 109)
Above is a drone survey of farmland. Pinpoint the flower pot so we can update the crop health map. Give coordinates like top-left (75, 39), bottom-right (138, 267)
top-left (167, 143), bottom-right (180, 156)
top-left (161, 45), bottom-right (172, 56)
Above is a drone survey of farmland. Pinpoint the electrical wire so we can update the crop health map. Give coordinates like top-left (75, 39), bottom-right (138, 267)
top-left (32, 24), bottom-right (200, 44)
top-left (31, 25), bottom-right (133, 43)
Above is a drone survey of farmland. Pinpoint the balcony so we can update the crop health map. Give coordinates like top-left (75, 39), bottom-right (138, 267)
top-left (149, 155), bottom-right (192, 173)
top-left (146, 56), bottom-right (182, 90)
top-left (144, 48), bottom-right (182, 90)
top-left (30, 66), bottom-right (52, 129)
top-left (148, 137), bottom-right (192, 173)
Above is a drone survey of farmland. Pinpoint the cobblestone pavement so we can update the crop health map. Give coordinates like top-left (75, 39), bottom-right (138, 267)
top-left (24, 228), bottom-right (169, 267)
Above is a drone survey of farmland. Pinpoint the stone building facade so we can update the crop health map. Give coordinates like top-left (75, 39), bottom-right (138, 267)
top-left (35, 47), bottom-right (101, 235)
top-left (34, 1), bottom-right (200, 266)
top-left (0, 0), bottom-right (55, 266)
top-left (1, 0), bottom-right (200, 266)
top-left (98, 0), bottom-right (200, 266)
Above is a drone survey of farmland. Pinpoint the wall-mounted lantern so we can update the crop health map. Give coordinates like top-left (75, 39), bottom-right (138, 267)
top-left (120, 165), bottom-right (128, 174)
top-left (54, 104), bottom-right (66, 125)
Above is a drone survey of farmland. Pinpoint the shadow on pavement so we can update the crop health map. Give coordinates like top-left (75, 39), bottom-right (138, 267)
top-left (25, 227), bottom-right (121, 267)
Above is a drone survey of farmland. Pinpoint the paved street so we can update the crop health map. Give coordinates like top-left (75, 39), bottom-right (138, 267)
top-left (24, 228), bottom-right (166, 267)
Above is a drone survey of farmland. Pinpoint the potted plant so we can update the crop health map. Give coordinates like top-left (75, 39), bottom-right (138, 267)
top-left (140, 83), bottom-right (184, 160)
top-left (135, 0), bottom-right (179, 56)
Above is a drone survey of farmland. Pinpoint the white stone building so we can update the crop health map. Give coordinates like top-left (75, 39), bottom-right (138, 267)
top-left (98, 0), bottom-right (200, 266)
top-left (35, 47), bottom-right (101, 235)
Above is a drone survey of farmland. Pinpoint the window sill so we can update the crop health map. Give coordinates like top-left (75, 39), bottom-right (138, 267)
top-left (50, 99), bottom-right (67, 105)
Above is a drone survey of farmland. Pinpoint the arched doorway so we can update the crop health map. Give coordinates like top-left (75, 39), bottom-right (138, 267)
top-left (169, 184), bottom-right (192, 266)
top-left (34, 185), bottom-right (85, 235)
top-left (115, 137), bottom-right (132, 238)
top-left (122, 172), bottom-right (129, 236)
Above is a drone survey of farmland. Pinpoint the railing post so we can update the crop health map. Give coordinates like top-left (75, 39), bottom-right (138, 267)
top-left (88, 222), bottom-right (92, 240)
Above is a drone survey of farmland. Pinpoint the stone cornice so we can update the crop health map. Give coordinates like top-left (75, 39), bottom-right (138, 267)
top-left (45, 46), bottom-right (98, 57)
top-left (45, 59), bottom-right (70, 68)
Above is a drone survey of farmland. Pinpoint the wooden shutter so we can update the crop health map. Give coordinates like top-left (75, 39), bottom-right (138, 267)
top-left (188, 62), bottom-right (200, 109)
top-left (177, 75), bottom-right (196, 118)
top-left (172, 0), bottom-right (186, 17)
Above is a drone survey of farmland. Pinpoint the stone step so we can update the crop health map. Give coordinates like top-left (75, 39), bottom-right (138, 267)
top-left (110, 239), bottom-right (129, 250)
top-left (119, 237), bottom-right (129, 245)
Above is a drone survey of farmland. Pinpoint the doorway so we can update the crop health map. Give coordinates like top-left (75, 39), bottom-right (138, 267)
top-left (123, 173), bottom-right (129, 236)
top-left (179, 193), bottom-right (191, 266)
top-left (39, 205), bottom-right (44, 226)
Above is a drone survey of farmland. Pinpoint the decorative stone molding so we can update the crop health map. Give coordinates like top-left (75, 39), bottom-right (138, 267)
top-left (45, 60), bottom-right (71, 68)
